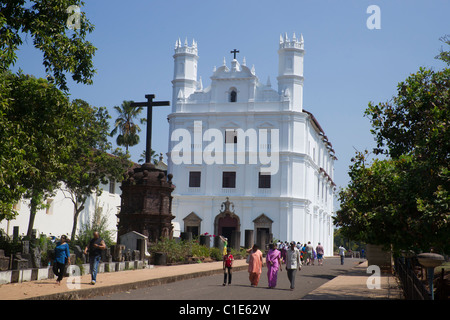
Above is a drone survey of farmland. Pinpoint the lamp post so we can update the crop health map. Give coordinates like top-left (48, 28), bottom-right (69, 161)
top-left (417, 253), bottom-right (444, 300)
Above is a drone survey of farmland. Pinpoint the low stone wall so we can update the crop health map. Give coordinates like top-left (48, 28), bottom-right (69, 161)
top-left (0, 260), bottom-right (149, 285)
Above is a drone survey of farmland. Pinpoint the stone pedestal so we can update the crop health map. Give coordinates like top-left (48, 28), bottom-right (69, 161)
top-left (256, 229), bottom-right (268, 251)
top-left (199, 235), bottom-right (211, 248)
top-left (245, 230), bottom-right (254, 249)
top-left (230, 231), bottom-right (241, 250)
top-left (117, 163), bottom-right (175, 243)
top-left (366, 244), bottom-right (393, 271)
top-left (0, 250), bottom-right (10, 271)
top-left (214, 236), bottom-right (225, 253)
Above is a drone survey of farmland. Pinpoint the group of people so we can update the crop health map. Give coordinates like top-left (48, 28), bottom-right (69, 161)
top-left (276, 241), bottom-right (325, 267)
top-left (52, 231), bottom-right (106, 286)
top-left (222, 241), bottom-right (325, 290)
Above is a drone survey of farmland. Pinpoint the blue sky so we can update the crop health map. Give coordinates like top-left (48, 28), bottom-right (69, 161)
top-left (12, 0), bottom-right (449, 194)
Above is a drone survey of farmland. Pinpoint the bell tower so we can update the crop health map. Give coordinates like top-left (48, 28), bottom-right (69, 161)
top-left (277, 32), bottom-right (305, 111)
top-left (172, 38), bottom-right (199, 111)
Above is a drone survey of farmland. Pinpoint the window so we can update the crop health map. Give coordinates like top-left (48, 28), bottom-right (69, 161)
top-left (222, 171), bottom-right (236, 188)
top-left (225, 129), bottom-right (237, 144)
top-left (230, 90), bottom-right (237, 102)
top-left (258, 172), bottom-right (271, 188)
top-left (225, 130), bottom-right (236, 144)
top-left (109, 179), bottom-right (116, 194)
top-left (189, 171), bottom-right (201, 188)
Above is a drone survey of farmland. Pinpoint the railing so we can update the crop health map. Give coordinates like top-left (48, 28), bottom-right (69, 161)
top-left (394, 257), bottom-right (431, 300)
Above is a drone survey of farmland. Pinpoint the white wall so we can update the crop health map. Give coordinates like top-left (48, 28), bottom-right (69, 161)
top-left (0, 180), bottom-right (120, 241)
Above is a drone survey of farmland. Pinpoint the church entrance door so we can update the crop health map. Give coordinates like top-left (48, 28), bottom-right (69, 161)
top-left (214, 197), bottom-right (240, 242)
top-left (218, 215), bottom-right (238, 241)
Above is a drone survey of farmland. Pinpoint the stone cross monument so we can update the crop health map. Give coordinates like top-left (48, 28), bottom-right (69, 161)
top-left (117, 94), bottom-right (175, 243)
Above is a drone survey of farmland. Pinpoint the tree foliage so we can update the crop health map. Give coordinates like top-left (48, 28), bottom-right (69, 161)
top-left (334, 38), bottom-right (450, 254)
top-left (0, 0), bottom-right (96, 91)
top-left (0, 70), bottom-right (76, 234)
top-left (61, 99), bottom-right (130, 241)
top-left (0, 71), bottom-right (130, 239)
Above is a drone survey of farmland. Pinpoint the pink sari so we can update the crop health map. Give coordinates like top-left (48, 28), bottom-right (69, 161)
top-left (266, 249), bottom-right (281, 288)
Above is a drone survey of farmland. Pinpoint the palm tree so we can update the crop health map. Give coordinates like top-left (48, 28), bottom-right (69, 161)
top-left (110, 100), bottom-right (146, 154)
top-left (138, 149), bottom-right (159, 165)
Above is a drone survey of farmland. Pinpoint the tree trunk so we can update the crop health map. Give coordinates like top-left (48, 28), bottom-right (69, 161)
top-left (26, 190), bottom-right (39, 238)
top-left (71, 201), bottom-right (85, 242)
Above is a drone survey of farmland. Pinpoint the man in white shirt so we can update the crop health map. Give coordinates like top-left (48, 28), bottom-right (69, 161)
top-left (338, 246), bottom-right (346, 265)
top-left (285, 241), bottom-right (302, 290)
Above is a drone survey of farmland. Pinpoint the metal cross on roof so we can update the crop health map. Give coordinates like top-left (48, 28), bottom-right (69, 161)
top-left (230, 49), bottom-right (239, 60)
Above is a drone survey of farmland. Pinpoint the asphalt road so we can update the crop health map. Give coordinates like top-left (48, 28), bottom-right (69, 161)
top-left (89, 257), bottom-right (363, 300)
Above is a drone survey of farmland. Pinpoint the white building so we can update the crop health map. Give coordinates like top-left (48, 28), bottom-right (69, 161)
top-left (0, 180), bottom-right (121, 240)
top-left (167, 33), bottom-right (336, 256)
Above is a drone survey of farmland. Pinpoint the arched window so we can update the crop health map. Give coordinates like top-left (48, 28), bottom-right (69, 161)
top-left (230, 89), bottom-right (237, 102)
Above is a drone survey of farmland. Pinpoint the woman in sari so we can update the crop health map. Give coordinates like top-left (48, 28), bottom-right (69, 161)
top-left (266, 243), bottom-right (282, 289)
top-left (247, 244), bottom-right (263, 287)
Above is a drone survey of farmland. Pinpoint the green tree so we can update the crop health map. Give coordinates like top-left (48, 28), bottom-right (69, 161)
top-left (0, 0), bottom-right (96, 91)
top-left (60, 99), bottom-right (130, 241)
top-left (0, 71), bottom-right (77, 236)
top-left (138, 149), bottom-right (159, 165)
top-left (110, 100), bottom-right (146, 154)
top-left (335, 39), bottom-right (450, 254)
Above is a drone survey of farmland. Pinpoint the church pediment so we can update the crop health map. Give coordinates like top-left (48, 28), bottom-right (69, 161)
top-left (221, 121), bottom-right (241, 129)
top-left (183, 211), bottom-right (202, 223)
top-left (257, 121), bottom-right (276, 129)
top-left (253, 213), bottom-right (274, 224)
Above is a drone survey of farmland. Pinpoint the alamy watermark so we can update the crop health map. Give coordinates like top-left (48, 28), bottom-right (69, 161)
top-left (367, 5), bottom-right (381, 30)
top-left (66, 265), bottom-right (81, 290)
top-left (66, 5), bottom-right (81, 30)
top-left (170, 121), bottom-right (280, 175)
top-left (366, 265), bottom-right (381, 289)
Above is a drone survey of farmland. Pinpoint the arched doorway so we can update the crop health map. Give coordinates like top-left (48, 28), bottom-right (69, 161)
top-left (214, 197), bottom-right (240, 241)
top-left (217, 215), bottom-right (238, 241)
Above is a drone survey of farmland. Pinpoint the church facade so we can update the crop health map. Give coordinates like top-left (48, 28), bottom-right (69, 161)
top-left (167, 34), bottom-right (336, 256)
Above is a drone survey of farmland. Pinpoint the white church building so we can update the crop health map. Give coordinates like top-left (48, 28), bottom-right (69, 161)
top-left (167, 33), bottom-right (337, 256)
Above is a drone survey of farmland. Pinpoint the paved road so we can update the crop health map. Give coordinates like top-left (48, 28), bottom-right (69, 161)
top-left (89, 257), bottom-right (363, 300)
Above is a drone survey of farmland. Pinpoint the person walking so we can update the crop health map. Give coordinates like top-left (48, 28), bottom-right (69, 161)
top-left (316, 242), bottom-right (324, 266)
top-left (223, 248), bottom-right (234, 286)
top-left (280, 242), bottom-right (287, 262)
top-left (84, 231), bottom-right (106, 285)
top-left (53, 235), bottom-right (70, 285)
top-left (247, 244), bottom-right (263, 287)
top-left (285, 241), bottom-right (302, 290)
top-left (266, 243), bottom-right (282, 289)
top-left (338, 245), bottom-right (347, 265)
top-left (305, 241), bottom-right (313, 265)
top-left (301, 243), bottom-right (307, 264)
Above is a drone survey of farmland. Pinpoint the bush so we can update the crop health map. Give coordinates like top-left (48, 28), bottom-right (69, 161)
top-left (148, 238), bottom-right (246, 263)
top-left (191, 242), bottom-right (210, 258)
top-left (209, 247), bottom-right (223, 261)
top-left (73, 206), bottom-right (115, 250)
top-left (149, 238), bottom-right (191, 263)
